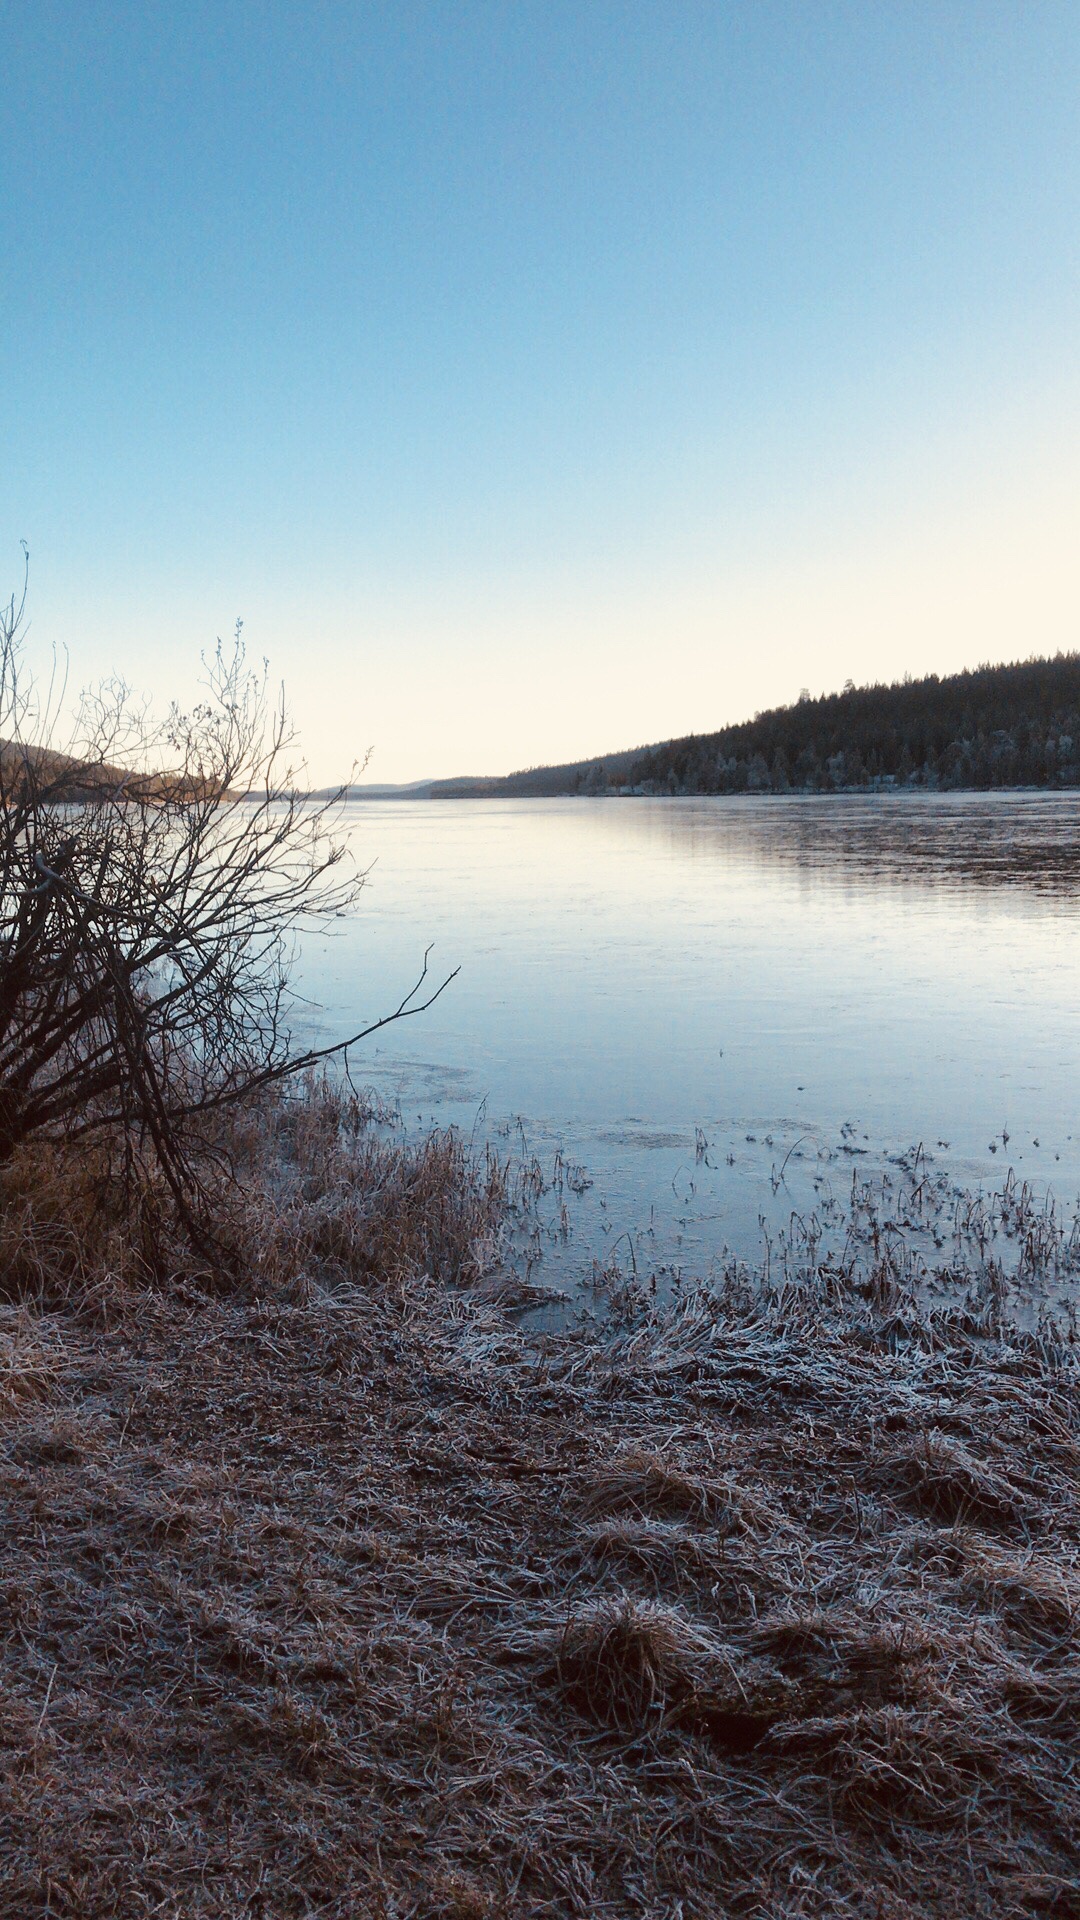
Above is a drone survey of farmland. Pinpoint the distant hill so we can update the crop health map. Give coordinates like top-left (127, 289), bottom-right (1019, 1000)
top-left (307, 779), bottom-right (440, 800)
top-left (0, 740), bottom-right (236, 804)
top-left (427, 745), bottom-right (647, 799)
top-left (0, 738), bottom-right (133, 799)
top-left (305, 776), bottom-right (505, 800)
top-left (426, 653), bottom-right (1080, 798)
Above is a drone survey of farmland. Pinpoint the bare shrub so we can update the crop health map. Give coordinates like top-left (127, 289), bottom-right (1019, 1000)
top-left (0, 558), bottom-right (449, 1237)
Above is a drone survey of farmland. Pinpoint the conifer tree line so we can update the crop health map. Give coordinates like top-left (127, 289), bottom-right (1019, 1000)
top-left (625, 656), bottom-right (1080, 796)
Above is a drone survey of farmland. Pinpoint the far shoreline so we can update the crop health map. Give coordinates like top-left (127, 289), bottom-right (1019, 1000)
top-left (317, 781), bottom-right (1080, 801)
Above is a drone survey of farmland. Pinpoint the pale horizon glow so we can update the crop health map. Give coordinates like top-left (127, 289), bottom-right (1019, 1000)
top-left (3, 3), bottom-right (1077, 784)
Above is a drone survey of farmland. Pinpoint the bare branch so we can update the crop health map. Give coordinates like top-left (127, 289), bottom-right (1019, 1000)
top-left (0, 561), bottom-right (454, 1229)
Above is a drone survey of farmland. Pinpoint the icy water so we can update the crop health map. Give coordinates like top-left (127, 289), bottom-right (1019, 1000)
top-left (299, 793), bottom-right (1080, 1303)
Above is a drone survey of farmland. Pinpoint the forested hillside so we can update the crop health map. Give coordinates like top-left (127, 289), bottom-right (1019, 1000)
top-left (632, 655), bottom-right (1080, 795)
top-left (431, 655), bottom-right (1080, 797)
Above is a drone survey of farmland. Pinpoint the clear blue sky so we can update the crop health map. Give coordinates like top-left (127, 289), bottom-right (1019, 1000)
top-left (3, 2), bottom-right (1077, 782)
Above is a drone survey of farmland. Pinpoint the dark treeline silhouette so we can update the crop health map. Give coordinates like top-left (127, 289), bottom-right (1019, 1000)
top-left (633, 655), bottom-right (1080, 796)
top-left (431, 654), bottom-right (1080, 798)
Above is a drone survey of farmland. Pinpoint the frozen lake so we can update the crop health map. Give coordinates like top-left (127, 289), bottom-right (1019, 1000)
top-left (298, 792), bottom-right (1080, 1302)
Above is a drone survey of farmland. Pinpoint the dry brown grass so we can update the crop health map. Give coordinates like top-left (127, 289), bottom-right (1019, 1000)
top-left (579, 1445), bottom-right (762, 1534)
top-left (1, 1087), bottom-right (1079, 1916)
top-left (0, 1307), bottom-right (61, 1420)
top-left (872, 1430), bottom-right (1034, 1532)
top-left (514, 1598), bottom-right (799, 1748)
